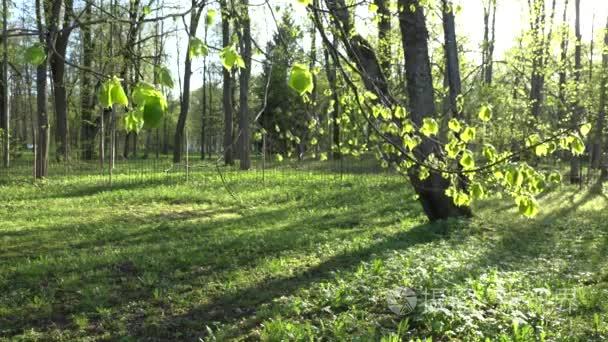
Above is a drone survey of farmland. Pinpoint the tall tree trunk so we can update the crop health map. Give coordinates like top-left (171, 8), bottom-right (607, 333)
top-left (221, 0), bottom-right (234, 165)
top-left (238, 0), bottom-right (252, 170)
top-left (399, 0), bottom-right (471, 220)
top-left (558, 0), bottom-right (569, 120)
top-left (570, 0), bottom-right (582, 184)
top-left (47, 0), bottom-right (74, 162)
top-left (80, 1), bottom-right (94, 160)
top-left (2, 0), bottom-right (9, 168)
top-left (323, 0), bottom-right (471, 220)
top-left (374, 0), bottom-right (391, 77)
top-left (200, 22), bottom-right (208, 160)
top-left (482, 0), bottom-right (497, 84)
top-left (593, 17), bottom-right (608, 177)
top-left (324, 42), bottom-right (340, 160)
top-left (174, 2), bottom-right (203, 163)
top-left (35, 0), bottom-right (49, 178)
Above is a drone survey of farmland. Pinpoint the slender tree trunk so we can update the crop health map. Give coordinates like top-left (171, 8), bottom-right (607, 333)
top-left (570, 0), bottom-right (582, 184)
top-left (238, 0), bottom-right (252, 170)
top-left (594, 17), bottom-right (608, 177)
top-left (221, 0), bottom-right (234, 165)
top-left (324, 43), bottom-right (340, 160)
top-left (35, 0), bottom-right (49, 178)
top-left (174, 2), bottom-right (203, 163)
top-left (80, 1), bottom-right (94, 160)
top-left (483, 0), bottom-right (497, 84)
top-left (558, 0), bottom-right (569, 120)
top-left (2, 0), bottom-right (9, 168)
top-left (374, 0), bottom-right (391, 77)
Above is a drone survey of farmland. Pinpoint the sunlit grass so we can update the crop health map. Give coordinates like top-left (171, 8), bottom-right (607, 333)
top-left (0, 170), bottom-right (606, 340)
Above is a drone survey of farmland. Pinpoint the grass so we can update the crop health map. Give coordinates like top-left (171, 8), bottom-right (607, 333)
top-left (0, 167), bottom-right (607, 341)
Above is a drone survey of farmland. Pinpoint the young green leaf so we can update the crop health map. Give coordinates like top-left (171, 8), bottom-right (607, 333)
top-left (189, 38), bottom-right (209, 59)
top-left (461, 126), bottom-right (476, 143)
top-left (288, 63), bottom-right (314, 96)
top-left (459, 150), bottom-right (475, 170)
top-left (570, 136), bottom-right (585, 156)
top-left (157, 66), bottom-right (174, 89)
top-left (448, 118), bottom-right (462, 133)
top-left (478, 104), bottom-right (492, 122)
top-left (420, 118), bottom-right (439, 137)
top-left (205, 9), bottom-right (217, 26)
top-left (220, 45), bottom-right (245, 71)
top-left (110, 77), bottom-right (128, 107)
top-left (24, 44), bottom-right (46, 66)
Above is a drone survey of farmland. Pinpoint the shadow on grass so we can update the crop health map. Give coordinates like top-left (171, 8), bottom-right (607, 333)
top-left (0, 177), bottom-right (421, 339)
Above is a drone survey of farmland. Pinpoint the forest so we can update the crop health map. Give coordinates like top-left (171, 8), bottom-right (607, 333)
top-left (0, 0), bottom-right (607, 340)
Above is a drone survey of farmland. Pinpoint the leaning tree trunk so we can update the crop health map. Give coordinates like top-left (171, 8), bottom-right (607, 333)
top-left (174, 2), bottom-right (203, 163)
top-left (221, 0), bottom-right (234, 165)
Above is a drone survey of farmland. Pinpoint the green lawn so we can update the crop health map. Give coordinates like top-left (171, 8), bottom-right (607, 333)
top-left (0, 170), bottom-right (607, 341)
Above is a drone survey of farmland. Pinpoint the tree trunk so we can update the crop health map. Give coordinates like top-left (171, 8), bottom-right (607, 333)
top-left (47, 0), bottom-right (74, 162)
top-left (593, 17), bottom-right (607, 176)
top-left (238, 0), bottom-right (252, 170)
top-left (174, 2), bottom-right (203, 163)
top-left (221, 0), bottom-right (234, 165)
top-left (1, 0), bottom-right (9, 168)
top-left (398, 0), bottom-right (471, 220)
top-left (35, 0), bottom-right (49, 178)
top-left (374, 0), bottom-right (391, 77)
top-left (80, 2), bottom-right (95, 160)
top-left (570, 0), bottom-right (582, 184)
top-left (324, 41), bottom-right (340, 160)
top-left (324, 0), bottom-right (471, 220)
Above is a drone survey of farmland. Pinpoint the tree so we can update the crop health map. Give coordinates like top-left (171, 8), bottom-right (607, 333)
top-left (35, 0), bottom-right (49, 178)
top-left (46, 0), bottom-right (75, 161)
top-left (1, 0), bottom-right (9, 168)
top-left (80, 1), bottom-right (94, 160)
top-left (237, 0), bottom-right (252, 170)
top-left (174, 0), bottom-right (206, 163)
top-left (221, 0), bottom-right (234, 165)
top-left (569, 0), bottom-right (582, 184)
top-left (592, 16), bottom-right (607, 177)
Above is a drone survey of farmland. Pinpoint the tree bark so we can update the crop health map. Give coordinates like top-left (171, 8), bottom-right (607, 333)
top-left (569, 0), bottom-right (582, 184)
top-left (174, 1), bottom-right (203, 163)
top-left (1, 0), bottom-right (9, 168)
top-left (35, 0), bottom-right (49, 178)
top-left (80, 1), bottom-right (95, 160)
top-left (238, 0), bottom-right (252, 170)
top-left (323, 0), bottom-right (471, 220)
top-left (221, 0), bottom-right (234, 165)
top-left (47, 0), bottom-right (74, 162)
top-left (323, 40), bottom-right (340, 160)
top-left (593, 17), bottom-right (607, 176)
top-left (374, 0), bottom-right (391, 77)
top-left (399, 0), bottom-right (471, 220)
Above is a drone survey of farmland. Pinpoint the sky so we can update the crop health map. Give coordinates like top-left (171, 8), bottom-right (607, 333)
top-left (10, 0), bottom-right (608, 94)
top-left (163, 0), bottom-right (608, 95)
